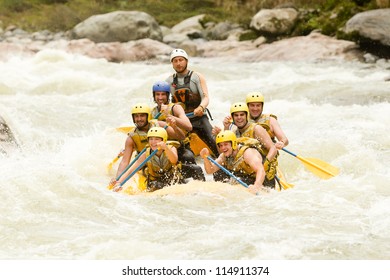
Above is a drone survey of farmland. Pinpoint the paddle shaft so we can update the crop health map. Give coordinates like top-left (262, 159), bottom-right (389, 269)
top-left (116, 148), bottom-right (146, 180)
top-left (281, 148), bottom-right (338, 178)
top-left (111, 112), bottom-right (162, 172)
top-left (115, 123), bottom-right (170, 180)
top-left (275, 175), bottom-right (282, 191)
top-left (108, 149), bottom-right (124, 167)
top-left (206, 156), bottom-right (249, 188)
top-left (281, 148), bottom-right (298, 157)
top-left (120, 149), bottom-right (158, 186)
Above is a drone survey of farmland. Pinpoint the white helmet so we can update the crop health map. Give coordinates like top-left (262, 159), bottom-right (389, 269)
top-left (170, 49), bottom-right (188, 62)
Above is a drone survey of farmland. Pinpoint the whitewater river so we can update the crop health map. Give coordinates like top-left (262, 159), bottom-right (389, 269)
top-left (1, 50), bottom-right (389, 262)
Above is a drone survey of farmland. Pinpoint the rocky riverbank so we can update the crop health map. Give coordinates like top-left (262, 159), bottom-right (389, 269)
top-left (1, 8), bottom-right (389, 63)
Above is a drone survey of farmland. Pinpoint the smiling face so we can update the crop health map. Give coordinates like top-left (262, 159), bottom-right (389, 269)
top-left (217, 141), bottom-right (233, 157)
top-left (232, 111), bottom-right (248, 129)
top-left (148, 136), bottom-right (163, 150)
top-left (154, 91), bottom-right (169, 106)
top-left (133, 113), bottom-right (149, 129)
top-left (247, 102), bottom-right (263, 120)
top-left (171, 56), bottom-right (188, 74)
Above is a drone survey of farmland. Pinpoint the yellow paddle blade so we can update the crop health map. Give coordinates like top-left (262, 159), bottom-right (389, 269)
top-left (276, 167), bottom-right (293, 190)
top-left (122, 172), bottom-right (147, 194)
top-left (107, 183), bottom-right (114, 191)
top-left (106, 156), bottom-right (120, 174)
top-left (106, 149), bottom-right (125, 174)
top-left (116, 126), bottom-right (134, 133)
top-left (297, 156), bottom-right (340, 179)
top-left (278, 178), bottom-right (294, 190)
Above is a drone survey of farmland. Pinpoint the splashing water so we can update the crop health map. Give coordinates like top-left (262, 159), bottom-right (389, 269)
top-left (1, 50), bottom-right (389, 260)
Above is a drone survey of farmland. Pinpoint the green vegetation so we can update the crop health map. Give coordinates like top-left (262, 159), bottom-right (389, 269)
top-left (292, 0), bottom-right (378, 38)
top-left (0, 0), bottom-right (383, 40)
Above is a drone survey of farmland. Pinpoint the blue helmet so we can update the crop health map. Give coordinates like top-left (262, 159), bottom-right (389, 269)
top-left (152, 81), bottom-right (171, 100)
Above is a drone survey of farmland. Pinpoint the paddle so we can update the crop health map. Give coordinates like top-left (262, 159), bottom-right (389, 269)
top-left (116, 148), bottom-right (146, 178)
top-left (106, 149), bottom-right (124, 173)
top-left (109, 112), bottom-right (164, 171)
top-left (115, 149), bottom-right (159, 190)
top-left (110, 125), bottom-right (177, 181)
top-left (107, 147), bottom-right (147, 190)
top-left (281, 148), bottom-right (339, 179)
top-left (116, 126), bottom-right (134, 133)
top-left (275, 166), bottom-right (294, 190)
top-left (275, 175), bottom-right (294, 190)
top-left (110, 111), bottom-right (196, 173)
top-left (206, 156), bottom-right (249, 188)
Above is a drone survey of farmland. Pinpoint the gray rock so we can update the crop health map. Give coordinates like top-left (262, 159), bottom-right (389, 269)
top-left (171, 14), bottom-right (205, 34)
top-left (163, 33), bottom-right (189, 47)
top-left (71, 11), bottom-right (162, 43)
top-left (250, 8), bottom-right (299, 35)
top-left (206, 21), bottom-right (243, 41)
top-left (345, 9), bottom-right (390, 46)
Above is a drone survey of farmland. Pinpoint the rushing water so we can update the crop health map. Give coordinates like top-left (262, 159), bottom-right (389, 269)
top-left (0, 50), bottom-right (389, 260)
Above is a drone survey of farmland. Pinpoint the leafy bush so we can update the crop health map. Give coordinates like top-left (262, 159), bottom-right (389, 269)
top-left (0, 0), bottom-right (33, 12)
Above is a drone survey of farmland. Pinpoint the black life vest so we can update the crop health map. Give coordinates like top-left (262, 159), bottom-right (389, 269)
top-left (171, 71), bottom-right (201, 114)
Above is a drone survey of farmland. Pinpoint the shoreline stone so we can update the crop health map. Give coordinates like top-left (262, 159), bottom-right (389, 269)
top-left (1, 9), bottom-right (389, 63)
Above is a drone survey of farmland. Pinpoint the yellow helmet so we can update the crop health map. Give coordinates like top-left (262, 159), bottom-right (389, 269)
top-left (230, 102), bottom-right (249, 121)
top-left (216, 130), bottom-right (237, 150)
top-left (246, 92), bottom-right (264, 104)
top-left (131, 103), bottom-right (151, 122)
top-left (147, 127), bottom-right (167, 142)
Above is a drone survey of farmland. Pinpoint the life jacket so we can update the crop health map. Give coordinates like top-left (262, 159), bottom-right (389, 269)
top-left (144, 146), bottom-right (182, 183)
top-left (235, 123), bottom-right (268, 157)
top-left (151, 103), bottom-right (190, 145)
top-left (151, 103), bottom-right (175, 121)
top-left (171, 71), bottom-right (201, 114)
top-left (250, 114), bottom-right (277, 141)
top-left (128, 120), bottom-right (158, 153)
top-left (235, 137), bottom-right (278, 182)
top-left (224, 140), bottom-right (260, 179)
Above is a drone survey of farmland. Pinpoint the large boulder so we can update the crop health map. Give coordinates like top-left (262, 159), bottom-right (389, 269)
top-left (199, 32), bottom-right (363, 62)
top-left (170, 14), bottom-right (205, 39)
top-left (345, 9), bottom-right (390, 57)
top-left (205, 21), bottom-right (244, 41)
top-left (247, 32), bottom-right (363, 62)
top-left (250, 8), bottom-right (299, 36)
top-left (44, 38), bottom-right (173, 62)
top-left (345, 9), bottom-right (390, 45)
top-left (70, 11), bottom-right (162, 43)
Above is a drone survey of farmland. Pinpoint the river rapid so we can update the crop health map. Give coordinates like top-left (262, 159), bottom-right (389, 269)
top-left (1, 50), bottom-right (389, 260)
